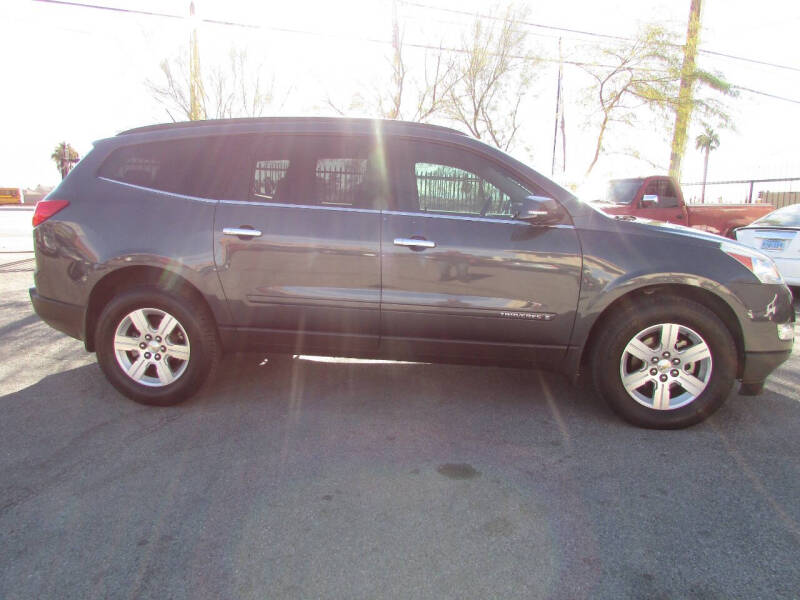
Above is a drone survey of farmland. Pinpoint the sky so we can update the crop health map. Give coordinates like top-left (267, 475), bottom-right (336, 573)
top-left (1, 0), bottom-right (798, 201)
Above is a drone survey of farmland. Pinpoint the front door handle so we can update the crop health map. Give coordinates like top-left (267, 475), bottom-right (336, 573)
top-left (223, 226), bottom-right (262, 239)
top-left (394, 237), bottom-right (436, 249)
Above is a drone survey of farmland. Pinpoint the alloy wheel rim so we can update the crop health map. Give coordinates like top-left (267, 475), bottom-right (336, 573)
top-left (113, 308), bottom-right (190, 387)
top-left (619, 323), bottom-right (713, 410)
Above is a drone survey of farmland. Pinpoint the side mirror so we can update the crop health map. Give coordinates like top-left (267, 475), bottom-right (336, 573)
top-left (511, 196), bottom-right (563, 225)
top-left (641, 194), bottom-right (659, 208)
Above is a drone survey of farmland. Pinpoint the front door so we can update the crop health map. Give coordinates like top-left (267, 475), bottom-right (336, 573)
top-left (638, 178), bottom-right (686, 224)
top-left (380, 140), bottom-right (582, 367)
top-left (213, 134), bottom-right (385, 355)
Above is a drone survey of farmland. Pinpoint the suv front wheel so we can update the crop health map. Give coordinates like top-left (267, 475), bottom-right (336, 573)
top-left (591, 297), bottom-right (737, 428)
top-left (95, 286), bottom-right (219, 406)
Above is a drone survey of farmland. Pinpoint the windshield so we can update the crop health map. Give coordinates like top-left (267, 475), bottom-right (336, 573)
top-left (751, 204), bottom-right (800, 227)
top-left (604, 180), bottom-right (642, 204)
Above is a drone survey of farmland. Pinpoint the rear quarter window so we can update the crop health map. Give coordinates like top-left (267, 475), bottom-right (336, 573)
top-left (98, 137), bottom-right (243, 199)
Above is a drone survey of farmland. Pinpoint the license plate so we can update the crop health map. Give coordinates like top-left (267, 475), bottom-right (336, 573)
top-left (761, 239), bottom-right (785, 251)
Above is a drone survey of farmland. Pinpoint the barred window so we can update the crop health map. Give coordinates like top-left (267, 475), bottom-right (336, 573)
top-left (249, 136), bottom-right (381, 209)
top-left (315, 158), bottom-right (367, 206)
top-left (253, 160), bottom-right (289, 200)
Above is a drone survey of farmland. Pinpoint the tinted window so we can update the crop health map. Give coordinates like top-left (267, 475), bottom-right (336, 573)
top-left (249, 136), bottom-right (386, 209)
top-left (392, 142), bottom-right (534, 217)
top-left (253, 160), bottom-right (289, 200)
top-left (642, 179), bottom-right (679, 208)
top-left (657, 180), bottom-right (680, 208)
top-left (99, 137), bottom-right (240, 199)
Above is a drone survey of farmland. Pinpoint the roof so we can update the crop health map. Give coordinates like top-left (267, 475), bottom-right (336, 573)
top-left (118, 117), bottom-right (466, 138)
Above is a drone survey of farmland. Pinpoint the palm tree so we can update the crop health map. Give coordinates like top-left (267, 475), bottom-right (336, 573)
top-left (695, 127), bottom-right (720, 203)
top-left (50, 142), bottom-right (80, 180)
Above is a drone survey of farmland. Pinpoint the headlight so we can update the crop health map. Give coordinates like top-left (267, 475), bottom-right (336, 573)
top-left (720, 242), bottom-right (784, 284)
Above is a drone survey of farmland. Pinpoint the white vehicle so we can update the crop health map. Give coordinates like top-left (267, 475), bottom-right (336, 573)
top-left (735, 204), bottom-right (800, 287)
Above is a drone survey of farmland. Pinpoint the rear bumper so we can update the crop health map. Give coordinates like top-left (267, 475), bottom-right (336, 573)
top-left (740, 349), bottom-right (792, 385)
top-left (29, 287), bottom-right (84, 341)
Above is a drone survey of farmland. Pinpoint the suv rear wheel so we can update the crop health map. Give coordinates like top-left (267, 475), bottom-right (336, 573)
top-left (591, 297), bottom-right (737, 428)
top-left (95, 286), bottom-right (219, 406)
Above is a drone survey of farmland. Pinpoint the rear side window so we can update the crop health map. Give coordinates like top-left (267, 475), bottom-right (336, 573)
top-left (99, 137), bottom-right (242, 199)
top-left (248, 136), bottom-right (388, 209)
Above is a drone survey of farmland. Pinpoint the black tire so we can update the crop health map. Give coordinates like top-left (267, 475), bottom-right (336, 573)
top-left (95, 286), bottom-right (220, 406)
top-left (591, 297), bottom-right (737, 429)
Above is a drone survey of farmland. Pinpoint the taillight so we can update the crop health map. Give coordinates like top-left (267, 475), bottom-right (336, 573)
top-left (32, 199), bottom-right (70, 227)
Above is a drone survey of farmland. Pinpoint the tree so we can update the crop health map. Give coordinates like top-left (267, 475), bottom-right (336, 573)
top-left (581, 25), bottom-right (676, 175)
top-left (147, 46), bottom-right (284, 121)
top-left (669, 0), bottom-right (702, 180)
top-left (445, 4), bottom-right (539, 151)
top-left (326, 12), bottom-right (457, 123)
top-left (581, 18), bottom-right (734, 177)
top-left (50, 142), bottom-right (79, 179)
top-left (695, 125), bottom-right (719, 203)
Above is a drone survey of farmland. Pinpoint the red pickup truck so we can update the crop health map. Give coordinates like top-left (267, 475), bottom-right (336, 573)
top-left (596, 176), bottom-right (773, 238)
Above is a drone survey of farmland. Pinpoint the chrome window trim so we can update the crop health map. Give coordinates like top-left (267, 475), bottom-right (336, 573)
top-left (383, 210), bottom-right (575, 228)
top-left (219, 199), bottom-right (381, 214)
top-left (97, 176), bottom-right (218, 204)
top-left (96, 178), bottom-right (573, 228)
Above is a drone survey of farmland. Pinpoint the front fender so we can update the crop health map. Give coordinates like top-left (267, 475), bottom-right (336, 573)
top-left (570, 267), bottom-right (749, 352)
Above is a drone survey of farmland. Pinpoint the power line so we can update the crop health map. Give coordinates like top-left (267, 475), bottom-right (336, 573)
top-left (734, 86), bottom-right (800, 105)
top-left (31, 0), bottom-right (800, 105)
top-left (397, 0), bottom-right (800, 74)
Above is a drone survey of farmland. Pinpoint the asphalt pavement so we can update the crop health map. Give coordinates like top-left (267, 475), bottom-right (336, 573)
top-left (0, 246), bottom-right (799, 599)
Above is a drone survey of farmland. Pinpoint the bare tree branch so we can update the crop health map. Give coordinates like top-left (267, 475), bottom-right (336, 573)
top-left (444, 3), bottom-right (540, 152)
top-left (147, 46), bottom-right (283, 121)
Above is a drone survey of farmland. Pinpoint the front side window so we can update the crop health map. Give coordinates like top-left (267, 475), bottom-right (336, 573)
top-left (642, 179), bottom-right (679, 208)
top-left (414, 163), bottom-right (513, 217)
top-left (393, 142), bottom-right (535, 218)
top-left (249, 137), bottom-right (385, 209)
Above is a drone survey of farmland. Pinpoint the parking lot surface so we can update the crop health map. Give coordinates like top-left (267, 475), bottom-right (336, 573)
top-left (1, 253), bottom-right (799, 599)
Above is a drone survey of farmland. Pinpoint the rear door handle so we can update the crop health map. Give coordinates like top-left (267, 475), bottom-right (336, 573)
top-left (394, 237), bottom-right (436, 249)
top-left (223, 227), bottom-right (262, 239)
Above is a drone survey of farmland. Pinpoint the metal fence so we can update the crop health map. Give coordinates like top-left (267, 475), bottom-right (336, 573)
top-left (253, 161), bottom-right (366, 205)
top-left (682, 177), bottom-right (800, 207)
top-left (417, 173), bottom-right (511, 215)
top-left (253, 162), bottom-right (513, 214)
top-left (253, 160), bottom-right (289, 197)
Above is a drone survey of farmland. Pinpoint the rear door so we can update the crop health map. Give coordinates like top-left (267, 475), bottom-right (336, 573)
top-left (213, 134), bottom-right (386, 355)
top-left (380, 140), bottom-right (582, 367)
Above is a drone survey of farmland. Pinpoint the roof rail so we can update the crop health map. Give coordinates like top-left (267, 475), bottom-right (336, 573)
top-left (118, 117), bottom-right (466, 137)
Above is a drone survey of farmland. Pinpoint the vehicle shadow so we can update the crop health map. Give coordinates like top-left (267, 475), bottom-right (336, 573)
top-left (3, 355), bottom-right (799, 600)
top-left (2, 352), bottom-right (798, 444)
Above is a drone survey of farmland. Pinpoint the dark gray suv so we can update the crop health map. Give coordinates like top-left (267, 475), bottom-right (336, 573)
top-left (30, 118), bottom-right (794, 428)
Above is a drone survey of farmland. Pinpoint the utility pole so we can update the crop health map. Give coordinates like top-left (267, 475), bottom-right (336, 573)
top-left (188, 1), bottom-right (204, 121)
top-left (389, 0), bottom-right (403, 119)
top-left (668, 0), bottom-right (702, 181)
